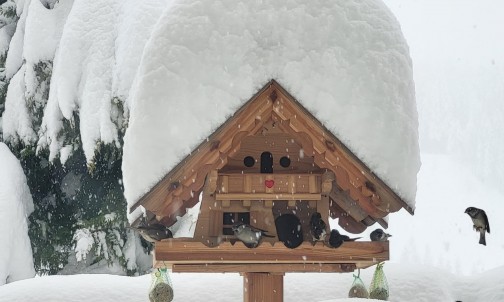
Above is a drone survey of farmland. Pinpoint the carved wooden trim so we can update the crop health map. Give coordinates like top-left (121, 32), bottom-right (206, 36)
top-left (131, 80), bottom-right (412, 228)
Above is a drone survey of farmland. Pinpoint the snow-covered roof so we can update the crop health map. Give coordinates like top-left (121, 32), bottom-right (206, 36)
top-left (122, 0), bottom-right (420, 223)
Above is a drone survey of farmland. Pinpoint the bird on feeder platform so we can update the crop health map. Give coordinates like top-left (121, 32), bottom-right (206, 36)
top-left (130, 220), bottom-right (173, 243)
top-left (310, 212), bottom-right (327, 242)
top-left (464, 207), bottom-right (490, 245)
top-left (275, 213), bottom-right (304, 249)
top-left (370, 228), bottom-right (392, 242)
top-left (232, 223), bottom-right (275, 248)
top-left (328, 229), bottom-right (361, 248)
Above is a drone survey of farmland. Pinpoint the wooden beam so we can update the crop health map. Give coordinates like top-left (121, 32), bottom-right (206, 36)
top-left (318, 194), bottom-right (330, 231)
top-left (329, 185), bottom-right (368, 222)
top-left (244, 175), bottom-right (252, 193)
top-left (154, 239), bottom-right (389, 264)
top-left (215, 193), bottom-right (321, 201)
top-left (169, 263), bottom-right (357, 273)
top-left (207, 170), bottom-right (218, 193)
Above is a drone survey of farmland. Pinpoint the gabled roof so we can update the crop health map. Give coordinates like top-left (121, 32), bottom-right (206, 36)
top-left (130, 80), bottom-right (413, 228)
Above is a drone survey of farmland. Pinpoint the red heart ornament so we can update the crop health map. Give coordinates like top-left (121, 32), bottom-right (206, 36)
top-left (265, 179), bottom-right (275, 188)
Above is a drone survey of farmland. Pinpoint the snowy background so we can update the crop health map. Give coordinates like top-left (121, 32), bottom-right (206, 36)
top-left (384, 0), bottom-right (504, 276)
top-left (1, 0), bottom-right (504, 301)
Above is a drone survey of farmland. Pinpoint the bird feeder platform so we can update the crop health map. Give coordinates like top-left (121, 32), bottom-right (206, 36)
top-left (131, 81), bottom-right (408, 302)
top-left (154, 239), bottom-right (388, 272)
top-left (154, 239), bottom-right (388, 302)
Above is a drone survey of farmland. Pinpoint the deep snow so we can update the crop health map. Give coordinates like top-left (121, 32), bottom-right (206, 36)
top-left (1, 263), bottom-right (504, 302)
top-left (0, 142), bottom-right (35, 285)
top-left (122, 0), bottom-right (420, 223)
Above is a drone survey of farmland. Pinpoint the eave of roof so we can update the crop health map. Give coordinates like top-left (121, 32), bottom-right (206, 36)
top-left (129, 80), bottom-right (414, 227)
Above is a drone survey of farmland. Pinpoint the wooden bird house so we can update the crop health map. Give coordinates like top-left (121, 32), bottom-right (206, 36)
top-left (129, 80), bottom-right (413, 301)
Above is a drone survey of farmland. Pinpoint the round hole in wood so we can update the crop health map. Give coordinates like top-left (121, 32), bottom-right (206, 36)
top-left (244, 156), bottom-right (255, 167)
top-left (279, 156), bottom-right (291, 168)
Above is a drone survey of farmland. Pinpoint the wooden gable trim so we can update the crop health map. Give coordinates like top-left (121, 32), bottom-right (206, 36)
top-left (269, 81), bottom-right (414, 216)
top-left (130, 79), bottom-right (413, 227)
top-left (129, 82), bottom-right (277, 219)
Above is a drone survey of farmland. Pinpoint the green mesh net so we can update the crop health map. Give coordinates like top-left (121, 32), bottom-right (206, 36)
top-left (369, 262), bottom-right (389, 300)
top-left (149, 268), bottom-right (174, 302)
top-left (348, 269), bottom-right (369, 298)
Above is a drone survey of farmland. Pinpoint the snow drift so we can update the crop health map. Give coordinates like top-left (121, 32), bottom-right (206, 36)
top-left (0, 142), bottom-right (35, 285)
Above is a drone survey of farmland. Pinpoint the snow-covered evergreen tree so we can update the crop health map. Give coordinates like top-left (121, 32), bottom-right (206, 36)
top-left (0, 0), bottom-right (170, 275)
top-left (0, 0), bottom-right (17, 136)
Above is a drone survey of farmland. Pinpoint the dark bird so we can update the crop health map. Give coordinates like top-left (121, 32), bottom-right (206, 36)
top-left (328, 229), bottom-right (361, 248)
top-left (310, 212), bottom-right (327, 242)
top-left (275, 214), bottom-right (303, 249)
top-left (131, 221), bottom-right (173, 243)
top-left (370, 228), bottom-right (392, 242)
top-left (465, 207), bottom-right (490, 245)
top-left (232, 223), bottom-right (275, 248)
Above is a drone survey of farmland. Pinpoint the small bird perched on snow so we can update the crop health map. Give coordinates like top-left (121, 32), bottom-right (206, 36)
top-left (370, 228), bottom-right (392, 242)
top-left (310, 212), bottom-right (327, 242)
top-left (465, 207), bottom-right (490, 245)
top-left (232, 223), bottom-right (275, 248)
top-left (131, 221), bottom-right (173, 243)
top-left (328, 229), bottom-right (361, 248)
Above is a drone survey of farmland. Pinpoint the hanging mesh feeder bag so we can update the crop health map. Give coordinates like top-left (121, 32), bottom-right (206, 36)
top-left (348, 269), bottom-right (369, 298)
top-left (149, 268), bottom-right (174, 302)
top-left (369, 262), bottom-right (389, 300)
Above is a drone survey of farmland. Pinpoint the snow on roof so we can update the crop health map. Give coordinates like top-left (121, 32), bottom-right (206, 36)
top-left (123, 0), bottom-right (420, 223)
top-left (0, 142), bottom-right (35, 285)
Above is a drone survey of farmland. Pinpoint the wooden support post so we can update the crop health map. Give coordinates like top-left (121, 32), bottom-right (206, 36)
top-left (308, 175), bottom-right (317, 193)
top-left (243, 273), bottom-right (283, 302)
top-left (244, 175), bottom-right (252, 193)
top-left (319, 194), bottom-right (330, 230)
top-left (194, 170), bottom-right (219, 245)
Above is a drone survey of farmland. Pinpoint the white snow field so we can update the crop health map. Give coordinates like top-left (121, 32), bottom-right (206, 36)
top-left (1, 263), bottom-right (503, 302)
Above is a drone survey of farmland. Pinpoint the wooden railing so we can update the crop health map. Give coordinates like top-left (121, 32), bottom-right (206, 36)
top-left (214, 173), bottom-right (323, 201)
